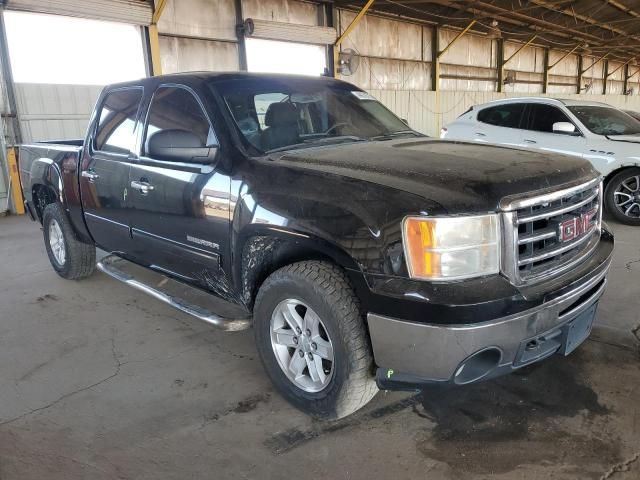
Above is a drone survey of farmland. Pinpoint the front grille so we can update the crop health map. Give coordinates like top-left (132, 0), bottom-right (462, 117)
top-left (505, 179), bottom-right (602, 284)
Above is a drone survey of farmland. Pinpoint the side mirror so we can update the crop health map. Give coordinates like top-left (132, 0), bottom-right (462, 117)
top-left (147, 129), bottom-right (218, 163)
top-left (552, 122), bottom-right (578, 135)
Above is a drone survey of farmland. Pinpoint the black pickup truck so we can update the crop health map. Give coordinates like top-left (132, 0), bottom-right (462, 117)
top-left (19, 73), bottom-right (613, 419)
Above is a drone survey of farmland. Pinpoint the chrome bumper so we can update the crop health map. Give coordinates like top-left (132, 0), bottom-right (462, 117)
top-left (368, 261), bottom-right (610, 385)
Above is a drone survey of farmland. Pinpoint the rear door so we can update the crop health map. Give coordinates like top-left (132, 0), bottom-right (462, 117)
top-left (79, 87), bottom-right (143, 253)
top-left (520, 103), bottom-right (586, 157)
top-left (474, 103), bottom-right (527, 147)
top-left (127, 84), bottom-right (231, 286)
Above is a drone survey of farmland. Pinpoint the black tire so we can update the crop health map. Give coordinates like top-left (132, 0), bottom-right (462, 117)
top-left (42, 203), bottom-right (96, 280)
top-left (604, 168), bottom-right (640, 226)
top-left (253, 261), bottom-right (378, 419)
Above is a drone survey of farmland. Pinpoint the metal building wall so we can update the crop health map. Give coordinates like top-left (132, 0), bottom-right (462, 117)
top-left (157, 0), bottom-right (239, 73)
top-left (14, 83), bottom-right (103, 142)
top-left (368, 89), bottom-right (640, 137)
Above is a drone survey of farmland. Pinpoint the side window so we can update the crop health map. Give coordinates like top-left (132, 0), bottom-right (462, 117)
top-left (144, 86), bottom-right (214, 156)
top-left (94, 88), bottom-right (143, 154)
top-left (526, 104), bottom-right (573, 133)
top-left (477, 104), bottom-right (525, 128)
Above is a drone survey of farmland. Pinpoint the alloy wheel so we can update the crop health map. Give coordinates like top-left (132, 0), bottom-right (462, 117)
top-left (49, 219), bottom-right (66, 266)
top-left (270, 299), bottom-right (335, 393)
top-left (613, 175), bottom-right (640, 219)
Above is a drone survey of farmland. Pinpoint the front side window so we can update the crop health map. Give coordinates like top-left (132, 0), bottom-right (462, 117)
top-left (477, 104), bottom-right (525, 129)
top-left (94, 88), bottom-right (143, 154)
top-left (214, 78), bottom-right (415, 153)
top-left (526, 104), bottom-right (575, 133)
top-left (568, 105), bottom-right (640, 136)
top-left (144, 86), bottom-right (215, 155)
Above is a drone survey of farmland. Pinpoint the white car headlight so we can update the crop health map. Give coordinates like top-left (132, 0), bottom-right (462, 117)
top-left (402, 214), bottom-right (500, 281)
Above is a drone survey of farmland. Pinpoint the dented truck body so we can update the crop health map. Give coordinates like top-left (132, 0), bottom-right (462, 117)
top-left (19, 73), bottom-right (613, 392)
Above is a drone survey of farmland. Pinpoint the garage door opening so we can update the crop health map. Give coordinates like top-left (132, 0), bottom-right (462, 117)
top-left (245, 38), bottom-right (327, 77)
top-left (3, 11), bottom-right (145, 85)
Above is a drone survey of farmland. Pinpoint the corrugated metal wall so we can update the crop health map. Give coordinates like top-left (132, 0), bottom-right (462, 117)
top-left (157, 0), bottom-right (239, 73)
top-left (14, 83), bottom-right (103, 142)
top-left (368, 90), bottom-right (640, 137)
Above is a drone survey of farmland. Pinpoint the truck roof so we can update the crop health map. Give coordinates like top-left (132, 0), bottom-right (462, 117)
top-left (106, 71), bottom-right (349, 89)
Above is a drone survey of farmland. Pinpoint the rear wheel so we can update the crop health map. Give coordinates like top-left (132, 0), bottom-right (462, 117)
top-left (253, 261), bottom-right (377, 419)
top-left (605, 168), bottom-right (640, 226)
top-left (43, 203), bottom-right (96, 279)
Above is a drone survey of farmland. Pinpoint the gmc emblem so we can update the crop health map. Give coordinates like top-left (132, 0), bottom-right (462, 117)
top-left (558, 209), bottom-right (597, 243)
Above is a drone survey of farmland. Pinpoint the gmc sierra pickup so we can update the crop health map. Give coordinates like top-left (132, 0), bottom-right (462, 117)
top-left (19, 73), bottom-right (613, 419)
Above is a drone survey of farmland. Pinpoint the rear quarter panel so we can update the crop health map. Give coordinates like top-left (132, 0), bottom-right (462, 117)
top-left (18, 143), bottom-right (93, 242)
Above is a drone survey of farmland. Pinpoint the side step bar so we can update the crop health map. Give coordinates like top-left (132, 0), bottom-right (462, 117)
top-left (97, 254), bottom-right (251, 331)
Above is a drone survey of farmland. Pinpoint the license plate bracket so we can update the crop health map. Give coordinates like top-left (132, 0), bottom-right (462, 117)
top-left (561, 303), bottom-right (597, 356)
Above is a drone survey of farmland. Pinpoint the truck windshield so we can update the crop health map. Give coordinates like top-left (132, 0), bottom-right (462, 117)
top-left (568, 105), bottom-right (640, 136)
top-left (211, 78), bottom-right (416, 153)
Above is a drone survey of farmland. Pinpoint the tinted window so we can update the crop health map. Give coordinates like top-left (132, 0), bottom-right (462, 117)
top-left (525, 104), bottom-right (573, 133)
top-left (477, 104), bottom-right (525, 128)
top-left (144, 86), bottom-right (214, 155)
top-left (568, 105), bottom-right (640, 136)
top-left (95, 88), bottom-right (142, 154)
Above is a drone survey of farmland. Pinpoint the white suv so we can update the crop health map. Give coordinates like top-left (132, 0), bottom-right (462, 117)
top-left (441, 97), bottom-right (640, 225)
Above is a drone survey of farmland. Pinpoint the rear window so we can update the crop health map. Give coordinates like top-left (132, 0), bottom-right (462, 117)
top-left (94, 88), bottom-right (143, 154)
top-left (477, 103), bottom-right (525, 128)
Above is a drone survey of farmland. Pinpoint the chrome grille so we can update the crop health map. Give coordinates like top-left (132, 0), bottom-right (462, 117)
top-left (502, 178), bottom-right (602, 284)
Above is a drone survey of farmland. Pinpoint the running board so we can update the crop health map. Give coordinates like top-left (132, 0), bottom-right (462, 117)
top-left (97, 254), bottom-right (251, 331)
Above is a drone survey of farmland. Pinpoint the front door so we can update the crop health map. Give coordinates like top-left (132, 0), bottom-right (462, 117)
top-left (127, 85), bottom-right (232, 288)
top-left (520, 103), bottom-right (586, 157)
top-left (79, 87), bottom-right (143, 253)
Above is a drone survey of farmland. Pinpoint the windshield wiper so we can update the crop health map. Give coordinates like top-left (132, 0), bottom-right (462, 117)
top-left (370, 130), bottom-right (422, 141)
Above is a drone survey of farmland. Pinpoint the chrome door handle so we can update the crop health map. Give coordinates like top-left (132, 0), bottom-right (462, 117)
top-left (130, 180), bottom-right (154, 195)
top-left (81, 170), bottom-right (99, 182)
top-left (524, 139), bottom-right (537, 144)
top-left (475, 132), bottom-right (486, 137)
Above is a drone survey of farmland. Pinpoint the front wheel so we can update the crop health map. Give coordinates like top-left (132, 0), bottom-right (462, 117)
top-left (604, 168), bottom-right (640, 226)
top-left (43, 203), bottom-right (96, 279)
top-left (253, 261), bottom-right (378, 419)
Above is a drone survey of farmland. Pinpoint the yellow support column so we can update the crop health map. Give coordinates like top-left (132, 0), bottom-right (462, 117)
top-left (148, 23), bottom-right (162, 76)
top-left (6, 147), bottom-right (25, 215)
top-left (149, 0), bottom-right (168, 76)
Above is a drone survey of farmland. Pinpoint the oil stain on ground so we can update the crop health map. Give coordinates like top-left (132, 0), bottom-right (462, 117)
top-left (267, 348), bottom-right (625, 478)
top-left (415, 350), bottom-right (621, 476)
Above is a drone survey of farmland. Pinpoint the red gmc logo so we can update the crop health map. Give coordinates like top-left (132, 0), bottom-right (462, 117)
top-left (558, 209), bottom-right (597, 243)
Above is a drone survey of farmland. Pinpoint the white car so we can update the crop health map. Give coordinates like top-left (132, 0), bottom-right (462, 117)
top-left (442, 97), bottom-right (640, 225)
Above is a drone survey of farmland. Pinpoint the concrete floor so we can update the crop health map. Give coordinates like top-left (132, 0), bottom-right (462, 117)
top-left (0, 214), bottom-right (638, 480)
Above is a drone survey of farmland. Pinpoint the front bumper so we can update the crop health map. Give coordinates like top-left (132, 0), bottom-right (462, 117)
top-left (368, 234), bottom-right (612, 390)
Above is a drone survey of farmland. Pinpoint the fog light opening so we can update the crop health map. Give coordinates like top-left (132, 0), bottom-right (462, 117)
top-left (454, 348), bottom-right (502, 385)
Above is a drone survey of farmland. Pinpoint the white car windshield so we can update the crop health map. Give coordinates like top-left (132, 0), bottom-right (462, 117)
top-left (568, 106), bottom-right (640, 136)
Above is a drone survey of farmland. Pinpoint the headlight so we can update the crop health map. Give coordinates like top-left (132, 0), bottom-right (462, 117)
top-left (402, 214), bottom-right (500, 281)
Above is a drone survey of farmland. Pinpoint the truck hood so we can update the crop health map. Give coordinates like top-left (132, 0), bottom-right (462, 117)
top-left (606, 134), bottom-right (640, 144)
top-left (272, 138), bottom-right (596, 213)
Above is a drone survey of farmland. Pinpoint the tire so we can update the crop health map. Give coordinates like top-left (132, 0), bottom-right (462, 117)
top-left (42, 203), bottom-right (96, 280)
top-left (604, 168), bottom-right (640, 226)
top-left (253, 261), bottom-right (378, 419)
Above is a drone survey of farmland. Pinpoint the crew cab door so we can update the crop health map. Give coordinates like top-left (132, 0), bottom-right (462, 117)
top-left (127, 84), bottom-right (231, 287)
top-left (79, 87), bottom-right (143, 253)
top-left (519, 103), bottom-right (586, 157)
